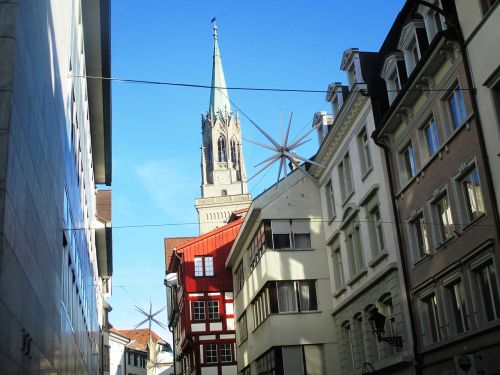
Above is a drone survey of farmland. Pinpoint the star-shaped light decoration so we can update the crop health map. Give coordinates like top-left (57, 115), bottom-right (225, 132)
top-left (147, 355), bottom-right (171, 375)
top-left (133, 302), bottom-right (167, 332)
top-left (245, 112), bottom-right (324, 192)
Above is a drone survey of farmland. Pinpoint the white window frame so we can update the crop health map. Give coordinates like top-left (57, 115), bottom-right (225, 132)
top-left (418, 289), bottom-right (443, 345)
top-left (400, 141), bottom-right (417, 183)
top-left (408, 209), bottom-right (431, 262)
top-left (339, 153), bottom-right (354, 202)
top-left (380, 52), bottom-right (405, 104)
top-left (441, 274), bottom-right (470, 336)
top-left (454, 161), bottom-right (486, 226)
top-left (358, 126), bottom-right (373, 177)
top-left (193, 300), bottom-right (205, 321)
top-left (398, 20), bottom-right (425, 75)
top-left (330, 241), bottom-right (345, 293)
top-left (271, 220), bottom-right (312, 250)
top-left (445, 83), bottom-right (467, 130)
top-left (417, 0), bottom-right (446, 43)
top-left (468, 254), bottom-right (500, 324)
top-left (420, 116), bottom-right (440, 159)
top-left (325, 180), bottom-right (336, 220)
top-left (430, 189), bottom-right (454, 245)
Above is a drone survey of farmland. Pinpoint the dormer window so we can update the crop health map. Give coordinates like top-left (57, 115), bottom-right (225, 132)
top-left (340, 48), bottom-right (364, 90)
top-left (313, 111), bottom-right (333, 144)
top-left (326, 83), bottom-right (348, 118)
top-left (417, 1), bottom-right (446, 43)
top-left (398, 20), bottom-right (427, 75)
top-left (381, 52), bottom-right (406, 104)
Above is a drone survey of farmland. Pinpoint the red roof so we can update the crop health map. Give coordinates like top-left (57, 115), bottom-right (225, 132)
top-left (110, 328), bottom-right (166, 352)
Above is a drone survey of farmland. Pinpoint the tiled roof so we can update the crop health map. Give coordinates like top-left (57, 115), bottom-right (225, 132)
top-left (110, 328), bottom-right (168, 352)
top-left (164, 237), bottom-right (196, 271)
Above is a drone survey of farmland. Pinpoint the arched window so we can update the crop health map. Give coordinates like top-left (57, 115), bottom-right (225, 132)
top-left (230, 139), bottom-right (238, 163)
top-left (221, 190), bottom-right (227, 196)
top-left (218, 136), bottom-right (227, 162)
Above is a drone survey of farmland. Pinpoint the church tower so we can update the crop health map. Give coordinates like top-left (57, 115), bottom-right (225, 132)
top-left (195, 22), bottom-right (252, 234)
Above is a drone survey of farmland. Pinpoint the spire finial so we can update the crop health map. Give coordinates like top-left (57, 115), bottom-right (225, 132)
top-left (211, 17), bottom-right (218, 39)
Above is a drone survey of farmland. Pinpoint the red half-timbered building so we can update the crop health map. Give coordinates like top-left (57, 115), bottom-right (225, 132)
top-left (166, 214), bottom-right (244, 375)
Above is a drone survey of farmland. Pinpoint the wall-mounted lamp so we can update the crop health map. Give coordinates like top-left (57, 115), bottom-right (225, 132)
top-left (368, 309), bottom-right (403, 348)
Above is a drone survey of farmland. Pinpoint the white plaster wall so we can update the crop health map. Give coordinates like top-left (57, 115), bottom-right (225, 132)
top-left (221, 365), bottom-right (237, 375)
top-left (201, 366), bottom-right (218, 375)
top-left (230, 172), bottom-right (337, 370)
top-left (109, 339), bottom-right (126, 375)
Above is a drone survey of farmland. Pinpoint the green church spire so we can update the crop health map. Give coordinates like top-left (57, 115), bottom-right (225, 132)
top-left (209, 21), bottom-right (231, 116)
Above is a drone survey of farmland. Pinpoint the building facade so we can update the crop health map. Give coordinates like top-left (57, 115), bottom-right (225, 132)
top-left (111, 328), bottom-right (173, 375)
top-left (195, 23), bottom-right (251, 235)
top-left (166, 217), bottom-right (243, 375)
top-left (373, 1), bottom-right (500, 374)
top-left (0, 0), bottom-right (112, 373)
top-left (226, 171), bottom-right (337, 374)
top-left (309, 47), bottom-right (415, 375)
top-left (454, 0), bottom-right (500, 220)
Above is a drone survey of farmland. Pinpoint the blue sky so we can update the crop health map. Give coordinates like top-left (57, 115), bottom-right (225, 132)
top-left (108, 0), bottom-right (405, 344)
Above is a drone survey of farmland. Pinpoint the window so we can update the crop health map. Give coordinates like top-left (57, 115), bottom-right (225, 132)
top-left (447, 85), bottom-right (467, 129)
top-left (445, 279), bottom-right (469, 334)
top-left (194, 256), bottom-right (214, 277)
top-left (193, 301), bottom-right (205, 320)
top-left (358, 127), bottom-right (372, 175)
top-left (260, 280), bottom-right (317, 317)
top-left (128, 352), bottom-right (133, 366)
top-left (256, 348), bottom-right (278, 375)
top-left (398, 21), bottom-right (425, 74)
top-left (422, 117), bottom-right (440, 157)
top-left (277, 282), bottom-right (298, 312)
top-left (237, 312), bottom-right (248, 344)
top-left (281, 345), bottom-right (326, 375)
top-left (401, 142), bottom-right (417, 181)
top-left (218, 136), bottom-right (227, 162)
top-left (253, 288), bottom-right (271, 327)
top-left (230, 138), bottom-right (238, 163)
top-left (411, 213), bottom-right (430, 260)
top-left (205, 344), bottom-right (217, 364)
top-left (342, 322), bottom-right (355, 371)
top-left (460, 167), bottom-right (485, 222)
top-left (271, 220), bottom-right (311, 250)
top-left (235, 262), bottom-right (244, 294)
top-left (325, 180), bottom-right (336, 219)
top-left (353, 314), bottom-right (366, 366)
top-left (433, 193), bottom-right (454, 242)
top-left (378, 296), bottom-right (397, 357)
top-left (421, 293), bottom-right (442, 343)
top-left (480, 0), bottom-right (498, 14)
top-left (474, 261), bottom-right (500, 322)
top-left (208, 300), bottom-right (219, 320)
top-left (247, 222), bottom-right (269, 270)
top-left (205, 256), bottom-right (214, 276)
top-left (331, 245), bottom-right (345, 291)
top-left (381, 52), bottom-right (405, 104)
top-left (418, 1), bottom-right (445, 42)
top-left (369, 206), bottom-right (384, 256)
top-left (194, 257), bottom-right (203, 277)
top-left (339, 154), bottom-right (354, 201)
top-left (221, 189), bottom-right (227, 196)
top-left (220, 343), bottom-right (232, 363)
top-left (345, 217), bottom-right (364, 277)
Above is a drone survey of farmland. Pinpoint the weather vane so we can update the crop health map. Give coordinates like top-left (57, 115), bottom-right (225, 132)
top-left (245, 112), bottom-right (324, 192)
